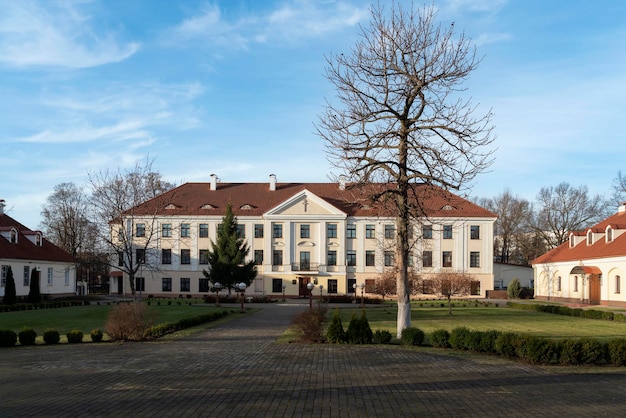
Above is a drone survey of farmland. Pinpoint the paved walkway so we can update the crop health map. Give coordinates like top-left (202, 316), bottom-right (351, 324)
top-left (2, 302), bottom-right (626, 417)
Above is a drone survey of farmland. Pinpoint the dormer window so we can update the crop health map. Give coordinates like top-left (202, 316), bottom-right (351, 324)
top-left (570, 234), bottom-right (575, 248)
top-left (587, 230), bottom-right (593, 245)
top-left (240, 204), bottom-right (254, 210)
top-left (35, 233), bottom-right (42, 247)
top-left (201, 204), bottom-right (215, 210)
top-left (10, 229), bottom-right (17, 243)
top-left (165, 204), bottom-right (178, 210)
top-left (606, 227), bottom-right (614, 243)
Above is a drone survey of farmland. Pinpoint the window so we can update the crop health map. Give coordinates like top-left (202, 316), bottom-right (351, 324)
top-left (199, 223), bottom-right (209, 238)
top-left (254, 224), bottom-right (264, 238)
top-left (587, 231), bottom-right (593, 245)
top-left (616, 275), bottom-right (621, 294)
top-left (573, 276), bottom-right (578, 292)
top-left (347, 224), bottom-right (356, 239)
top-left (135, 277), bottom-right (145, 292)
top-left (236, 224), bottom-right (245, 238)
top-left (1, 265), bottom-right (7, 286)
top-left (136, 249), bottom-right (145, 264)
top-left (327, 223), bottom-right (337, 238)
top-left (422, 225), bottom-right (432, 239)
top-left (300, 224), bottom-right (310, 238)
top-left (328, 279), bottom-right (338, 294)
top-left (470, 252), bottom-right (480, 268)
top-left (47, 267), bottom-right (53, 285)
top-left (300, 252), bottom-right (310, 270)
top-left (327, 251), bottom-right (337, 266)
top-left (384, 224), bottom-right (395, 239)
top-left (570, 235), bottom-right (575, 247)
top-left (162, 278), bottom-right (172, 292)
top-left (384, 251), bottom-right (394, 267)
top-left (442, 251), bottom-right (452, 267)
top-left (347, 278), bottom-right (356, 293)
top-left (65, 268), bottom-right (70, 286)
top-left (422, 251), bottom-right (433, 268)
top-left (443, 225), bottom-right (453, 239)
top-left (136, 223), bottom-right (145, 237)
top-left (162, 223), bottom-right (172, 237)
top-left (162, 249), bottom-right (172, 264)
top-left (181, 223), bottom-right (191, 237)
top-left (180, 249), bottom-right (191, 264)
top-left (347, 250), bottom-right (357, 267)
top-left (10, 230), bottom-right (17, 243)
top-left (366, 251), bottom-right (375, 266)
top-left (607, 227), bottom-right (614, 242)
top-left (366, 224), bottom-right (375, 239)
top-left (272, 278), bottom-right (283, 293)
top-left (118, 251), bottom-right (124, 266)
top-left (557, 276), bottom-right (562, 291)
top-left (23, 266), bottom-right (30, 286)
top-left (470, 225), bottom-right (480, 240)
top-left (254, 250), bottom-right (263, 265)
top-left (272, 250), bottom-right (283, 266)
top-left (199, 249), bottom-right (209, 265)
top-left (273, 224), bottom-right (283, 238)
top-left (180, 278), bottom-right (190, 292)
top-left (199, 278), bottom-right (210, 293)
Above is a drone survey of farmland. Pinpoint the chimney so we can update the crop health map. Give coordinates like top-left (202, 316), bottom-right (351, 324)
top-left (210, 174), bottom-right (217, 191)
top-left (0, 199), bottom-right (5, 214)
top-left (269, 174), bottom-right (277, 191)
top-left (338, 175), bottom-right (346, 191)
top-left (619, 202), bottom-right (626, 213)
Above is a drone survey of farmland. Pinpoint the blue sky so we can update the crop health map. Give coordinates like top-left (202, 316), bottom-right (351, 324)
top-left (1, 0), bottom-right (625, 229)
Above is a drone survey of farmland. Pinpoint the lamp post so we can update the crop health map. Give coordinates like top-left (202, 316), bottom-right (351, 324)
top-left (353, 283), bottom-right (358, 304)
top-left (307, 282), bottom-right (315, 311)
top-left (318, 284), bottom-right (324, 308)
top-left (214, 282), bottom-right (222, 306)
top-left (237, 282), bottom-right (247, 313)
top-left (359, 283), bottom-right (365, 308)
top-left (282, 283), bottom-right (286, 302)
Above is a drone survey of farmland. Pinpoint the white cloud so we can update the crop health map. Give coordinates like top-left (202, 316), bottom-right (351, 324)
top-left (0, 0), bottom-right (139, 68)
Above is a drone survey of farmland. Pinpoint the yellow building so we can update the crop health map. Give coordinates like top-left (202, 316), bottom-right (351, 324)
top-left (109, 175), bottom-right (496, 299)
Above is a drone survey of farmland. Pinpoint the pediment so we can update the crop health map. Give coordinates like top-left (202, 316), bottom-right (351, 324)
top-left (265, 189), bottom-right (346, 218)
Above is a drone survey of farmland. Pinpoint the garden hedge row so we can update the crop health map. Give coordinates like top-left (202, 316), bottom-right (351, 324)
top-left (144, 309), bottom-right (234, 338)
top-left (506, 302), bottom-right (626, 322)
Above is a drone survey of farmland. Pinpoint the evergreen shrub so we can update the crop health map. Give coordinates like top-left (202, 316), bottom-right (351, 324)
top-left (0, 329), bottom-right (18, 347)
top-left (607, 338), bottom-right (626, 366)
top-left (18, 327), bottom-right (37, 346)
top-left (90, 329), bottom-right (103, 342)
top-left (66, 329), bottom-right (84, 344)
top-left (372, 329), bottom-right (392, 344)
top-left (345, 311), bottom-right (373, 344)
top-left (326, 309), bottom-right (346, 343)
top-left (43, 329), bottom-right (60, 345)
top-left (430, 329), bottom-right (450, 348)
top-left (495, 332), bottom-right (519, 358)
top-left (401, 327), bottom-right (424, 346)
top-left (449, 326), bottom-right (471, 350)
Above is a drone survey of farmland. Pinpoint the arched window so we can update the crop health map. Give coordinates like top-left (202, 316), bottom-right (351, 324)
top-left (570, 235), bottom-right (575, 247)
top-left (10, 229), bottom-right (17, 243)
top-left (573, 276), bottom-right (578, 292)
top-left (557, 276), bottom-right (562, 291)
top-left (616, 275), bottom-right (621, 294)
top-left (607, 227), bottom-right (613, 243)
top-left (587, 231), bottom-right (593, 245)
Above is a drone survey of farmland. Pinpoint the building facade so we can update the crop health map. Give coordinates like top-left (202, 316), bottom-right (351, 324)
top-left (0, 200), bottom-right (78, 299)
top-left (533, 203), bottom-right (626, 306)
top-left (109, 176), bottom-right (496, 299)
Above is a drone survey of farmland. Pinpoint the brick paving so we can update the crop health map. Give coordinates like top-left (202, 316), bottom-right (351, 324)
top-left (2, 302), bottom-right (626, 417)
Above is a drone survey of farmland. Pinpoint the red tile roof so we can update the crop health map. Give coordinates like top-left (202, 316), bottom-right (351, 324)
top-left (125, 182), bottom-right (497, 219)
top-left (532, 210), bottom-right (626, 265)
top-left (0, 214), bottom-right (77, 264)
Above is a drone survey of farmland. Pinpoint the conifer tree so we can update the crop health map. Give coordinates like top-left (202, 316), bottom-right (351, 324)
top-left (27, 268), bottom-right (41, 304)
top-left (3, 266), bottom-right (16, 305)
top-left (203, 203), bottom-right (256, 293)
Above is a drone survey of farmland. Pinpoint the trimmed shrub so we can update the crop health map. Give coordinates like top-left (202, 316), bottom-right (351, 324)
top-left (579, 337), bottom-right (606, 364)
top-left (18, 327), bottom-right (37, 346)
top-left (430, 329), bottom-right (450, 348)
top-left (43, 329), bottom-right (60, 345)
top-left (449, 326), bottom-right (471, 350)
top-left (467, 331), bottom-right (484, 352)
top-left (345, 311), bottom-right (373, 344)
top-left (507, 278), bottom-right (522, 299)
top-left (66, 329), bottom-right (84, 344)
top-left (479, 330), bottom-right (501, 354)
top-left (516, 335), bottom-right (556, 364)
top-left (401, 327), bottom-right (425, 346)
top-left (326, 309), bottom-right (346, 343)
top-left (291, 308), bottom-right (327, 343)
top-left (105, 302), bottom-right (157, 341)
top-left (558, 339), bottom-right (582, 364)
top-left (373, 330), bottom-right (393, 344)
top-left (495, 332), bottom-right (519, 358)
top-left (607, 338), bottom-right (626, 366)
top-left (0, 329), bottom-right (18, 347)
top-left (90, 329), bottom-right (103, 343)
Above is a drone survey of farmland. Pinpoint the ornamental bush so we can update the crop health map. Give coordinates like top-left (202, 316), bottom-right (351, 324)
top-left (449, 326), bottom-right (471, 350)
top-left (607, 339), bottom-right (626, 366)
top-left (105, 302), bottom-right (157, 341)
top-left (516, 335), bottom-right (557, 364)
top-left (495, 332), bottom-right (519, 358)
top-left (291, 308), bottom-right (327, 343)
top-left (90, 329), bottom-right (103, 342)
top-left (326, 309), bottom-right (346, 343)
top-left (479, 330), bottom-right (501, 354)
top-left (345, 311), bottom-right (373, 344)
top-left (372, 329), bottom-right (392, 344)
top-left (18, 327), bottom-right (37, 346)
top-left (401, 327), bottom-right (424, 346)
top-left (430, 329), bottom-right (450, 348)
top-left (0, 329), bottom-right (18, 347)
top-left (579, 337), bottom-right (606, 364)
top-left (43, 329), bottom-right (60, 345)
top-left (507, 278), bottom-right (522, 299)
top-left (66, 329), bottom-right (84, 344)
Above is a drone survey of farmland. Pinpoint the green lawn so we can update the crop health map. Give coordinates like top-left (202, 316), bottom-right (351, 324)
top-left (330, 303), bottom-right (626, 341)
top-left (0, 303), bottom-right (225, 336)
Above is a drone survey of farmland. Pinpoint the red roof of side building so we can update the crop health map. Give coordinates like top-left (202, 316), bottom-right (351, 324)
top-left (0, 213), bottom-right (77, 264)
top-left (532, 209), bottom-right (626, 265)
top-left (123, 182), bottom-right (497, 219)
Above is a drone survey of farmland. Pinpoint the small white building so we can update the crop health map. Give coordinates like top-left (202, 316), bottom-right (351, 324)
top-left (493, 262), bottom-right (534, 290)
top-left (532, 203), bottom-right (626, 306)
top-left (0, 200), bottom-right (78, 299)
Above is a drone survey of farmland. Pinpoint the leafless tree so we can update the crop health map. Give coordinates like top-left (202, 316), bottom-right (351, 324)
top-left (612, 171), bottom-right (626, 207)
top-left (88, 160), bottom-right (175, 300)
top-left (430, 271), bottom-right (473, 314)
top-left (530, 182), bottom-right (608, 249)
top-left (373, 268), bottom-right (398, 301)
top-left (316, 2), bottom-right (495, 336)
top-left (40, 182), bottom-right (96, 258)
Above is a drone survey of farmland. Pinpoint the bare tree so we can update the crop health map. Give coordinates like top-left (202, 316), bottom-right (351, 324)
top-left (373, 268), bottom-right (398, 301)
top-left (430, 271), bottom-right (473, 314)
top-left (88, 160), bottom-right (175, 300)
top-left (317, 2), bottom-right (495, 336)
top-left (40, 182), bottom-right (95, 258)
top-left (612, 171), bottom-right (626, 207)
top-left (530, 182), bottom-right (608, 249)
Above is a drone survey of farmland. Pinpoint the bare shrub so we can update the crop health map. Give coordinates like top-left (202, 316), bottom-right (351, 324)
top-left (291, 308), bottom-right (327, 343)
top-left (105, 303), bottom-right (157, 341)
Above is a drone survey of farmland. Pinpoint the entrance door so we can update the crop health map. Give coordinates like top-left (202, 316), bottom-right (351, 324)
top-left (117, 277), bottom-right (123, 294)
top-left (588, 274), bottom-right (601, 305)
top-left (298, 276), bottom-right (311, 298)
